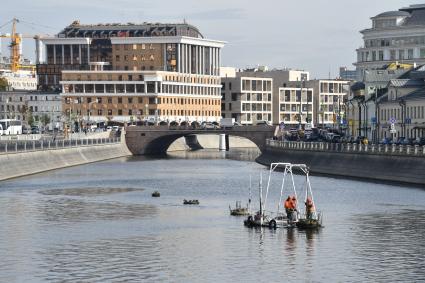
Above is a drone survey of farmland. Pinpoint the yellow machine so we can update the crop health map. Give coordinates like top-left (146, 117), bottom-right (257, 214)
top-left (0, 18), bottom-right (37, 73)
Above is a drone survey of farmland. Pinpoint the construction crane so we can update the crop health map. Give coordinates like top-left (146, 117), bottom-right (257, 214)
top-left (0, 18), bottom-right (38, 73)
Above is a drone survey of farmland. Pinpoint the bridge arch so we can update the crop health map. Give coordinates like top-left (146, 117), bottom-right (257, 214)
top-left (125, 126), bottom-right (275, 155)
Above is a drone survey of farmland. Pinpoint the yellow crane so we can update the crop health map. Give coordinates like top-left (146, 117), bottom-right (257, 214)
top-left (0, 18), bottom-right (37, 73)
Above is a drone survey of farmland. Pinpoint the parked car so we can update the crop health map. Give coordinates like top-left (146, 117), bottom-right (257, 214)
top-left (354, 136), bottom-right (367, 144)
top-left (402, 138), bottom-right (415, 146)
top-left (330, 134), bottom-right (342, 143)
top-left (201, 122), bottom-right (219, 129)
top-left (255, 120), bottom-right (271, 126)
top-left (31, 127), bottom-right (40, 134)
top-left (380, 137), bottom-right (393, 145)
top-left (394, 137), bottom-right (406, 145)
top-left (413, 137), bottom-right (425, 146)
top-left (22, 126), bottom-right (31, 134)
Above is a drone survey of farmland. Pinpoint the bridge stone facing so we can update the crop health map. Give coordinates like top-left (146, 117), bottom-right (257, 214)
top-left (125, 126), bottom-right (275, 155)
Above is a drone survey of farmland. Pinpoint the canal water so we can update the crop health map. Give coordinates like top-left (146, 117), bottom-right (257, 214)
top-left (0, 149), bottom-right (424, 282)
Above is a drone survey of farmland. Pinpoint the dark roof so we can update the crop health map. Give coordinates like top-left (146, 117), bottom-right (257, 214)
top-left (373, 11), bottom-right (410, 18)
top-left (398, 64), bottom-right (425, 79)
top-left (398, 87), bottom-right (425, 101)
top-left (351, 82), bottom-right (365, 91)
top-left (400, 4), bottom-right (425, 13)
top-left (58, 21), bottom-right (203, 39)
top-left (389, 79), bottom-right (425, 88)
top-left (403, 9), bottom-right (425, 26)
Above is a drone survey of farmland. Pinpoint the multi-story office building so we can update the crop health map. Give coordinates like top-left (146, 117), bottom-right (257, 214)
top-left (221, 75), bottom-right (273, 124)
top-left (278, 86), bottom-right (313, 127)
top-left (355, 4), bottom-right (425, 79)
top-left (0, 91), bottom-right (62, 130)
top-left (36, 21), bottom-right (225, 124)
top-left (339, 67), bottom-right (357, 81)
top-left (236, 69), bottom-right (309, 124)
top-left (306, 80), bottom-right (350, 128)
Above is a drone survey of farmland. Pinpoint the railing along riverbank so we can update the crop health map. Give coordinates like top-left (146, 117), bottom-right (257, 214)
top-left (266, 139), bottom-right (425, 157)
top-left (0, 137), bottom-right (121, 155)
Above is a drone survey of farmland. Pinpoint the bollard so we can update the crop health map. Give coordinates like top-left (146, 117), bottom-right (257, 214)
top-left (378, 144), bottom-right (382, 153)
top-left (414, 145), bottom-right (418, 155)
top-left (33, 141), bottom-right (35, 151)
top-left (392, 144), bottom-right (396, 153)
top-left (48, 141), bottom-right (51, 149)
top-left (399, 145), bottom-right (403, 154)
top-left (5, 143), bottom-right (7, 153)
top-left (15, 142), bottom-right (18, 152)
top-left (219, 134), bottom-right (226, 151)
top-left (406, 145), bottom-right (411, 155)
top-left (371, 144), bottom-right (375, 153)
top-left (423, 145), bottom-right (425, 155)
top-left (56, 140), bottom-right (58, 149)
top-left (385, 144), bottom-right (388, 153)
top-left (24, 141), bottom-right (26, 152)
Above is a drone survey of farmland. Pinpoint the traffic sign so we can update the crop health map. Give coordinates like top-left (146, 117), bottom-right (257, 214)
top-left (389, 117), bottom-right (396, 124)
top-left (390, 123), bottom-right (396, 134)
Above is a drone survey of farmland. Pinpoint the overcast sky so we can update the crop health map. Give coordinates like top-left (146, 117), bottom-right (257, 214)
top-left (1, 0), bottom-right (424, 78)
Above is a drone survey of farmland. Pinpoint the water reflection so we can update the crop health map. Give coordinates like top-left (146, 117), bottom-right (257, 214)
top-left (39, 187), bottom-right (144, 196)
top-left (0, 149), bottom-right (424, 282)
top-left (351, 209), bottom-right (425, 282)
top-left (38, 198), bottom-right (157, 223)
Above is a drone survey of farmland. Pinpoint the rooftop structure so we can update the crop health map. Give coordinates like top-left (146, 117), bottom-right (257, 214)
top-left (58, 21), bottom-right (203, 39)
top-left (355, 4), bottom-right (425, 79)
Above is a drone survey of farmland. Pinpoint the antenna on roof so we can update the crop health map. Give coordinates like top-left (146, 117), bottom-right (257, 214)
top-left (183, 18), bottom-right (187, 24)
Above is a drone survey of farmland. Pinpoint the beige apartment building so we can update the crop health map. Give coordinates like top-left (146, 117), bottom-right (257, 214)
top-left (221, 75), bottom-right (272, 124)
top-left (278, 87), bottom-right (314, 126)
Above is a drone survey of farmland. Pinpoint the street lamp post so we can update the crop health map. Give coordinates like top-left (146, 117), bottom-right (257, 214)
top-left (145, 103), bottom-right (149, 125)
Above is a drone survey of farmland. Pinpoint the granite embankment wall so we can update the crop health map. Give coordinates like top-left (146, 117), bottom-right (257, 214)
top-left (0, 142), bottom-right (131, 181)
top-left (257, 146), bottom-right (425, 186)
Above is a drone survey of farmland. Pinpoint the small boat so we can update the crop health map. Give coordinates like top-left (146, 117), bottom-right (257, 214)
top-left (183, 199), bottom-right (199, 205)
top-left (229, 201), bottom-right (249, 216)
top-left (296, 216), bottom-right (322, 229)
top-left (152, 191), bottom-right (160, 197)
top-left (243, 172), bottom-right (279, 228)
top-left (244, 163), bottom-right (323, 229)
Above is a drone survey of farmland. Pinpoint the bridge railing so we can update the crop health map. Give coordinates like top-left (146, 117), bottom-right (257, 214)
top-left (130, 125), bottom-right (274, 131)
top-left (266, 139), bottom-right (425, 157)
top-left (0, 137), bottom-right (121, 155)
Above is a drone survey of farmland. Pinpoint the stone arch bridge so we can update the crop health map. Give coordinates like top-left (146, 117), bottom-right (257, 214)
top-left (125, 125), bottom-right (276, 155)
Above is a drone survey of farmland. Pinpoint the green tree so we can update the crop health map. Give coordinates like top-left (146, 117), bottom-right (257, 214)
top-left (27, 112), bottom-right (35, 127)
top-left (40, 114), bottom-right (50, 127)
top-left (0, 77), bottom-right (8, 91)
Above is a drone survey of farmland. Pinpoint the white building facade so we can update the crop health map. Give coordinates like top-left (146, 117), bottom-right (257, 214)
top-left (221, 76), bottom-right (273, 124)
top-left (355, 4), bottom-right (425, 80)
top-left (278, 87), bottom-right (313, 126)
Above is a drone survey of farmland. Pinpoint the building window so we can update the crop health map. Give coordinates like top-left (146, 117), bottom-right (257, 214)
top-left (128, 109), bottom-right (132, 115)
top-left (108, 97), bottom-right (112, 104)
top-left (128, 97), bottom-right (133, 104)
top-left (118, 97), bottom-right (123, 104)
top-left (108, 109), bottom-right (112, 115)
top-left (231, 93), bottom-right (237, 101)
top-left (118, 109), bottom-right (123, 115)
top-left (97, 109), bottom-right (102, 115)
top-left (97, 97), bottom-right (102, 103)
